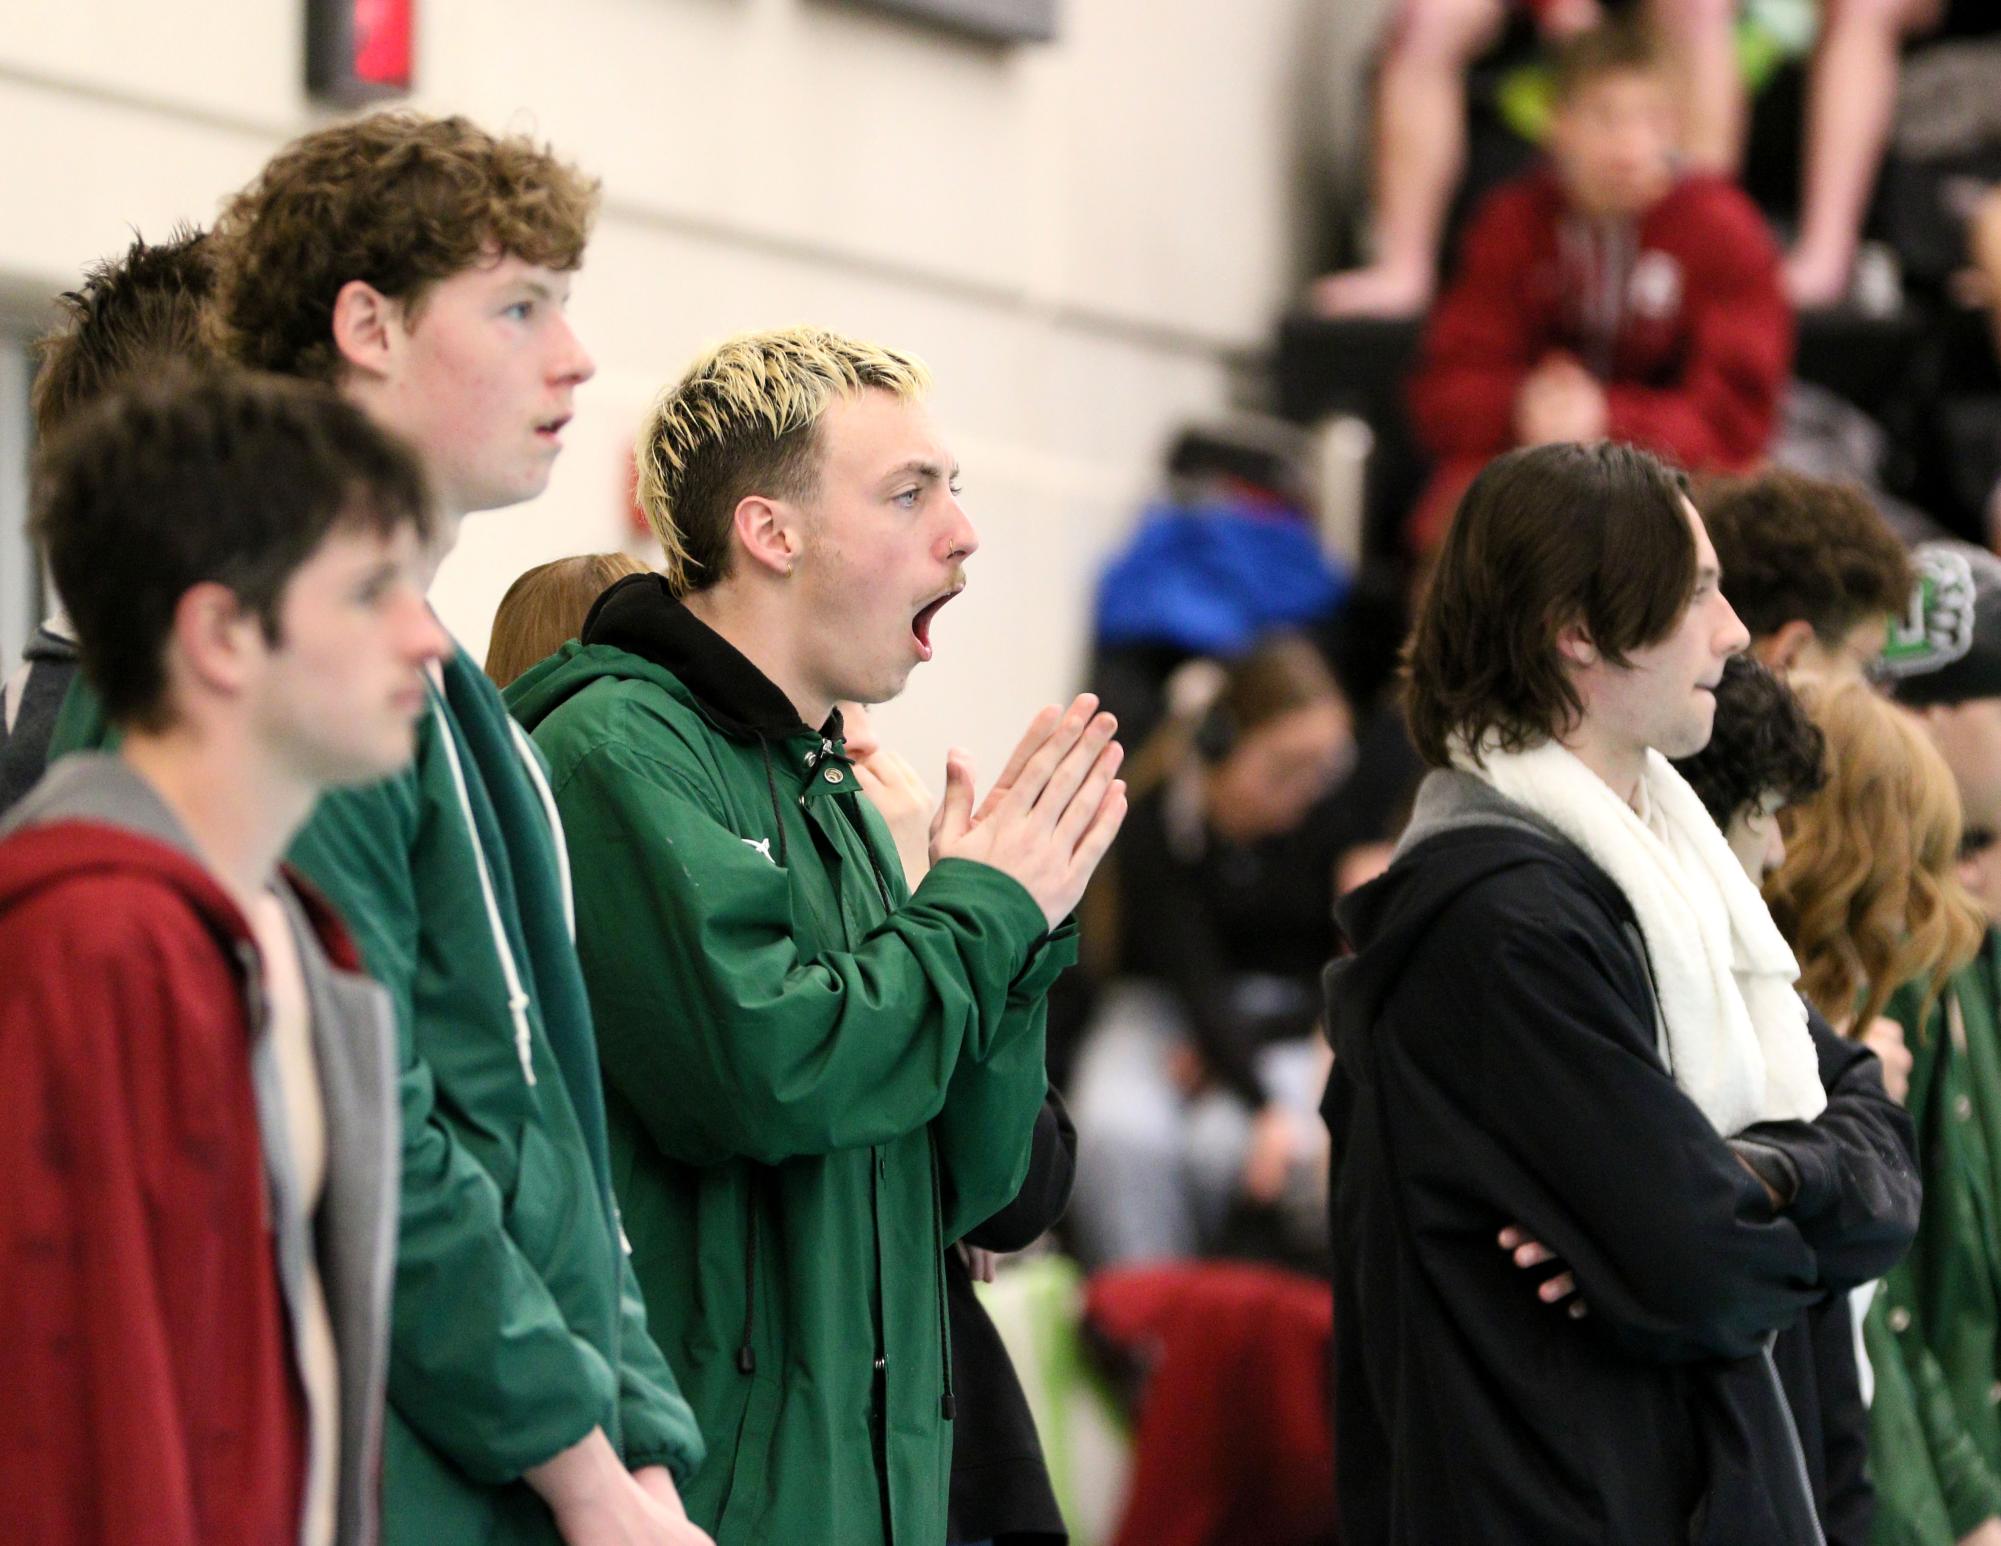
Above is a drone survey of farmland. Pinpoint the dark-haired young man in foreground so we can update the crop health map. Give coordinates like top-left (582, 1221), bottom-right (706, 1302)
top-left (0, 226), bottom-right (213, 810)
top-left (0, 370), bottom-right (446, 1546)
top-left (1324, 441), bottom-right (1914, 1543)
top-left (45, 112), bottom-right (709, 1544)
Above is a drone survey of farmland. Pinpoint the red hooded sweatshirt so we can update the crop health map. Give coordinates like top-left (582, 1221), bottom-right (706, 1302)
top-left (0, 819), bottom-right (310, 1546)
top-left (1405, 167), bottom-right (1793, 550)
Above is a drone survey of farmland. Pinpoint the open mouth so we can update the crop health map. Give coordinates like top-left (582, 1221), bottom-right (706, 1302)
top-left (911, 586), bottom-right (963, 661)
top-left (535, 414), bottom-right (572, 442)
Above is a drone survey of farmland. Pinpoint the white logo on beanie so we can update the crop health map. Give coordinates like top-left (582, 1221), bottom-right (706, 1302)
top-left (1881, 544), bottom-right (1977, 678)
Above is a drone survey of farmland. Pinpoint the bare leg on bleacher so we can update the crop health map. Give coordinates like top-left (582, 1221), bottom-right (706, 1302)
top-left (1655, 0), bottom-right (1743, 173)
top-left (1786, 0), bottom-right (1945, 308)
top-left (1311, 0), bottom-right (1513, 318)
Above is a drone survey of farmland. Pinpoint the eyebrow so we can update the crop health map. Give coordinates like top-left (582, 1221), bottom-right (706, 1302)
top-left (880, 460), bottom-right (960, 488)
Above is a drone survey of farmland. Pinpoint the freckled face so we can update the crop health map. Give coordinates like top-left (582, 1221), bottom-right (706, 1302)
top-left (368, 254), bottom-right (595, 518)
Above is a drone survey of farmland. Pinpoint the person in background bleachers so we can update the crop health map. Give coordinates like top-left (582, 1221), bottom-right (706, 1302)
top-left (0, 228), bottom-right (213, 813)
top-left (1067, 633), bottom-right (1353, 1267)
top-left (1698, 468), bottom-right (1913, 682)
top-left (0, 370), bottom-right (447, 1546)
top-left (1312, 0), bottom-right (1741, 319)
top-left (1867, 541), bottom-right (2001, 1546)
top-left (1404, 19), bottom-right (1791, 552)
top-left (1787, 0), bottom-right (2001, 308)
top-left (484, 552), bottom-right (647, 689)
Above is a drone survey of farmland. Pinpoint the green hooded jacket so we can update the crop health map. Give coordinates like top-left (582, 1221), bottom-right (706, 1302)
top-left (46, 650), bottom-right (705, 1543)
top-left (1869, 930), bottom-right (2001, 1546)
top-left (506, 577), bottom-right (1071, 1546)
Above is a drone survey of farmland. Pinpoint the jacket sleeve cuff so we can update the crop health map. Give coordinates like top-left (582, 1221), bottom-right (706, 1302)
top-left (1728, 1135), bottom-right (1804, 1209)
top-left (913, 858), bottom-right (1052, 982)
top-left (618, 1384), bottom-right (706, 1485)
top-left (1012, 914), bottom-right (1079, 999)
top-left (624, 1435), bottom-right (704, 1487)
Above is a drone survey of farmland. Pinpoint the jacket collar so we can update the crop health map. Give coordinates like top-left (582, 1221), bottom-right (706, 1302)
top-left (582, 573), bottom-right (843, 745)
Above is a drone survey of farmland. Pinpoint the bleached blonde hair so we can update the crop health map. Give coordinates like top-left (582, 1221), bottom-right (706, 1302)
top-left (634, 326), bottom-right (931, 596)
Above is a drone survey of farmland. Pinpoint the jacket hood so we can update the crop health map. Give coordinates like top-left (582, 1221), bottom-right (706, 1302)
top-left (1327, 768), bottom-right (1635, 1078)
top-left (505, 572), bottom-right (840, 746)
top-left (0, 753), bottom-right (255, 944)
top-left (0, 752), bottom-right (360, 967)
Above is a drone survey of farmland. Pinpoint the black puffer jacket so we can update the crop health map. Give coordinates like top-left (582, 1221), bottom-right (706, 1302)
top-left (1323, 770), bottom-right (1918, 1546)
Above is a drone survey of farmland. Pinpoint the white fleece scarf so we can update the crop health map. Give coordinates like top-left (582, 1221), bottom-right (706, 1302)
top-left (1455, 739), bottom-right (1826, 1135)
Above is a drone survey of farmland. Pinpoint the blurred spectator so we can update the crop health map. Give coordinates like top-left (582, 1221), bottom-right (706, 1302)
top-left (0, 228), bottom-right (213, 813)
top-left (1697, 468), bottom-right (1912, 680)
top-left (1311, 0), bottom-right (1741, 319)
top-left (1788, 0), bottom-right (2001, 308)
top-left (1765, 671), bottom-right (1982, 1040)
top-left (1091, 418), bottom-right (1348, 751)
top-left (1405, 19), bottom-right (1791, 551)
top-left (1085, 1263), bottom-right (1334, 1546)
top-left (1067, 634), bottom-right (1352, 1267)
top-left (1865, 542), bottom-right (2001, 1545)
top-left (484, 551), bottom-right (646, 688)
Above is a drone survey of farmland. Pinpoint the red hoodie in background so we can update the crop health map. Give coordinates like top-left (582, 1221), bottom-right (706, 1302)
top-left (0, 820), bottom-right (308, 1546)
top-left (1406, 166), bottom-right (1793, 550)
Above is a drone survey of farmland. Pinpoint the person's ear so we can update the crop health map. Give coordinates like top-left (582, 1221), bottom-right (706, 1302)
top-left (1556, 622), bottom-right (1599, 669)
top-left (1762, 619), bottom-right (1815, 674)
top-left (732, 494), bottom-right (802, 580)
top-left (169, 581), bottom-right (261, 702)
top-left (330, 279), bottom-right (399, 380)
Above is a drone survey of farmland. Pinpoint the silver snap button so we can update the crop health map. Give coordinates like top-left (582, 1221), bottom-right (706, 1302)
top-left (1889, 1306), bottom-right (1912, 1333)
top-left (824, 767), bottom-right (844, 784)
top-left (1957, 1094), bottom-right (1975, 1121)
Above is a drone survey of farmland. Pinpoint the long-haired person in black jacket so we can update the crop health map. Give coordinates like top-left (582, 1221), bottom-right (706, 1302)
top-left (1324, 442), bottom-right (1918, 1546)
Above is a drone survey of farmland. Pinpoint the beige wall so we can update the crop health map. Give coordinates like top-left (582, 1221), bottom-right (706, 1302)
top-left (2, 0), bottom-right (1347, 778)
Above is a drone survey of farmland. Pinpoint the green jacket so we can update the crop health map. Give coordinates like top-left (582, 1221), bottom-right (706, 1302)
top-left (1870, 930), bottom-right (2001, 1546)
top-left (48, 651), bottom-right (705, 1543)
top-left (506, 579), bottom-right (1070, 1546)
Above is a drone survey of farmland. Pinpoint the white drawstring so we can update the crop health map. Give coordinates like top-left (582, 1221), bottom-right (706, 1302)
top-left (431, 697), bottom-right (537, 1087)
top-left (509, 719), bottom-right (575, 943)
